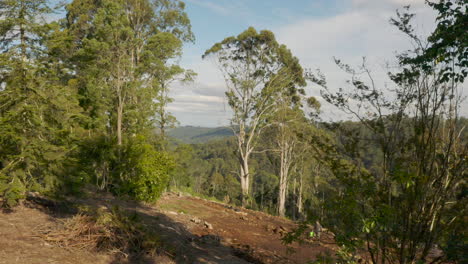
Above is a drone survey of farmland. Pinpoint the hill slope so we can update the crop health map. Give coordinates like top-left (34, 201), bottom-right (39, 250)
top-left (1, 192), bottom-right (337, 264)
top-left (168, 126), bottom-right (234, 144)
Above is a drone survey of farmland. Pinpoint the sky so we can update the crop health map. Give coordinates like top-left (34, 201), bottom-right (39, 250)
top-left (169, 0), bottom-right (448, 127)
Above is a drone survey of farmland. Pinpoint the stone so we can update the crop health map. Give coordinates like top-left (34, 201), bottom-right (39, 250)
top-left (190, 217), bottom-right (202, 224)
top-left (204, 221), bottom-right (213, 229)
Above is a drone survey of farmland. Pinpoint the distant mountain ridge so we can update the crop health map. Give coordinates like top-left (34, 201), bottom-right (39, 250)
top-left (168, 126), bottom-right (234, 144)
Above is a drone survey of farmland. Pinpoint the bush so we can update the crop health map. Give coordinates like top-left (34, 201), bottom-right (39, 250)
top-left (75, 135), bottom-right (174, 203)
top-left (0, 175), bottom-right (26, 208)
top-left (116, 136), bottom-right (175, 203)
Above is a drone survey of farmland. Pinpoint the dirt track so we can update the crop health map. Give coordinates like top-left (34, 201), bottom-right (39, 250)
top-left (156, 193), bottom-right (337, 263)
top-left (0, 192), bottom-right (337, 263)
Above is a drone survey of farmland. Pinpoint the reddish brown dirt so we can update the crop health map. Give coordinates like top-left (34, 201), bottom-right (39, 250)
top-left (155, 193), bottom-right (337, 264)
top-left (0, 192), bottom-right (337, 263)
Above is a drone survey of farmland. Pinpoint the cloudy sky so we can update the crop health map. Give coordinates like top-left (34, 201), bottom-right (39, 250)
top-left (170, 0), bottom-right (446, 127)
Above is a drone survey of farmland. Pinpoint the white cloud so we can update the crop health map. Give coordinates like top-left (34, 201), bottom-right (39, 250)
top-left (274, 2), bottom-right (438, 121)
top-left (170, 1), bottom-right (465, 126)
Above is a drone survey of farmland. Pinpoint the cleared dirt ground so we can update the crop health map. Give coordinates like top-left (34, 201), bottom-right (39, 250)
top-left (156, 193), bottom-right (337, 263)
top-left (0, 192), bottom-right (337, 264)
top-left (0, 205), bottom-right (113, 264)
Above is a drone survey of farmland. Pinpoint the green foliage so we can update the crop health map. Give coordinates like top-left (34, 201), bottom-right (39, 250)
top-left (63, 0), bottom-right (194, 144)
top-left (167, 124), bottom-right (337, 216)
top-left (391, 1), bottom-right (467, 83)
top-left (0, 0), bottom-right (84, 206)
top-left (0, 176), bottom-right (26, 208)
top-left (0, 0), bottom-right (193, 206)
top-left (203, 26), bottom-right (308, 206)
top-left (76, 135), bottom-right (118, 191)
top-left (0, 0), bottom-right (52, 54)
top-left (117, 137), bottom-right (175, 202)
top-left (168, 138), bottom-right (243, 204)
top-left (312, 4), bottom-right (467, 263)
top-left (76, 135), bottom-right (174, 203)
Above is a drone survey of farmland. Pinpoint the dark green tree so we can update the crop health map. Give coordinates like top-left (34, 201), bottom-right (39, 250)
top-left (63, 0), bottom-right (193, 144)
top-left (59, 0), bottom-right (193, 199)
top-left (0, 0), bottom-right (83, 207)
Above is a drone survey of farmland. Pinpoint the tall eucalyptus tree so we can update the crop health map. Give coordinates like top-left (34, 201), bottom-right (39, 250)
top-left (203, 27), bottom-right (306, 206)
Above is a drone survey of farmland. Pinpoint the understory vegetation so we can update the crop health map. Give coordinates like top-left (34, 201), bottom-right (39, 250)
top-left (0, 0), bottom-right (466, 263)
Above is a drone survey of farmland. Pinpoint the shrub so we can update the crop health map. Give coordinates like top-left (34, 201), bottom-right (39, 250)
top-left (0, 175), bottom-right (26, 208)
top-left (117, 136), bottom-right (175, 202)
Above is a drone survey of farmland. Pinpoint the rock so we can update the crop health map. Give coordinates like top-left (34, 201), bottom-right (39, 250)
top-left (273, 227), bottom-right (279, 234)
top-left (223, 237), bottom-right (233, 244)
top-left (314, 221), bottom-right (322, 239)
top-left (265, 224), bottom-right (275, 232)
top-left (273, 226), bottom-right (288, 235)
top-left (190, 217), bottom-right (202, 224)
top-left (204, 221), bottom-right (213, 229)
top-left (167, 211), bottom-right (178, 215)
top-left (235, 211), bottom-right (247, 216)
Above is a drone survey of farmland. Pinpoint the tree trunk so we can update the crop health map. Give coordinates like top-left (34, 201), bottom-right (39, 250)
top-left (240, 156), bottom-right (250, 206)
top-left (117, 103), bottom-right (123, 145)
top-left (278, 148), bottom-right (289, 217)
top-left (297, 172), bottom-right (303, 217)
top-left (292, 177), bottom-right (296, 220)
top-left (158, 83), bottom-right (167, 141)
top-left (19, 1), bottom-right (26, 62)
top-left (278, 170), bottom-right (288, 217)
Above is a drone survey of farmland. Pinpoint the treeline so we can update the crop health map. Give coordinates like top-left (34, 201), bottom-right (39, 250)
top-left (170, 124), bottom-right (332, 218)
top-left (0, 0), bottom-right (193, 206)
top-left (171, 117), bottom-right (468, 217)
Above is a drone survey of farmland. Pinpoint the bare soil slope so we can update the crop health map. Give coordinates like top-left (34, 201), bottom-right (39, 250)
top-left (156, 193), bottom-right (337, 264)
top-left (0, 192), bottom-right (336, 264)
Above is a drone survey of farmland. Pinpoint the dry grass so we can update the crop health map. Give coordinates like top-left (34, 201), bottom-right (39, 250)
top-left (35, 206), bottom-right (169, 259)
top-left (37, 214), bottom-right (103, 250)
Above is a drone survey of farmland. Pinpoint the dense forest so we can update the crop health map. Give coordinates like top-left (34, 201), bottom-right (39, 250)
top-left (0, 0), bottom-right (466, 263)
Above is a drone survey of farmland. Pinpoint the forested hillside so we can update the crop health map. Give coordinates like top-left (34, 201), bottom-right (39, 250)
top-left (168, 126), bottom-right (234, 144)
top-left (0, 0), bottom-right (466, 263)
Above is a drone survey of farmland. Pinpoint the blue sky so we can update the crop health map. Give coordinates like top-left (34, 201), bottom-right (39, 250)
top-left (171, 0), bottom-right (444, 127)
top-left (54, 0), bottom-right (457, 127)
top-left (182, 0), bottom-right (348, 56)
